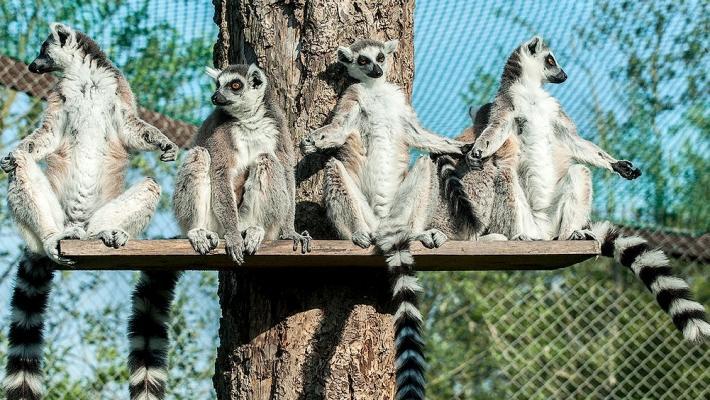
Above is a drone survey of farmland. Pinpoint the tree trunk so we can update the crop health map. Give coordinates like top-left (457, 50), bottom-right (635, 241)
top-left (211, 1), bottom-right (415, 398)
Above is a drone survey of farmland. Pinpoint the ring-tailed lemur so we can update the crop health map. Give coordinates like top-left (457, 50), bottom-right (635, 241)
top-left (438, 37), bottom-right (709, 342)
top-left (125, 64), bottom-right (312, 400)
top-left (300, 38), bottom-right (467, 400)
top-left (1, 23), bottom-right (177, 400)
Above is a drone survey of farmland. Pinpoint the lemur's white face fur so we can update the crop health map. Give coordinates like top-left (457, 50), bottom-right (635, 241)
top-left (518, 36), bottom-right (567, 85)
top-left (29, 23), bottom-right (109, 74)
top-left (206, 64), bottom-right (267, 117)
top-left (337, 39), bottom-right (399, 83)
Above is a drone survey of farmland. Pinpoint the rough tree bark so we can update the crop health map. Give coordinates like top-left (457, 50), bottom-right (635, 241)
top-left (211, 1), bottom-right (415, 399)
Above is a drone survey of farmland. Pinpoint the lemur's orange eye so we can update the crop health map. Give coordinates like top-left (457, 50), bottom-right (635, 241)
top-left (546, 55), bottom-right (555, 66)
top-left (357, 56), bottom-right (369, 65)
top-left (376, 53), bottom-right (385, 63)
top-left (230, 81), bottom-right (242, 90)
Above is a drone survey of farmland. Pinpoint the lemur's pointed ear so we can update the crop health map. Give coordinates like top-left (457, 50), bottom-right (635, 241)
top-left (247, 64), bottom-right (266, 88)
top-left (468, 105), bottom-right (476, 122)
top-left (205, 66), bottom-right (222, 81)
top-left (50, 22), bottom-right (73, 47)
top-left (526, 35), bottom-right (543, 55)
top-left (337, 46), bottom-right (353, 64)
top-left (384, 39), bottom-right (399, 54)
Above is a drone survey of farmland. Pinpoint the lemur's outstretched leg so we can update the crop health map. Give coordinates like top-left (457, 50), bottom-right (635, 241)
top-left (549, 164), bottom-right (594, 240)
top-left (378, 157), bottom-right (445, 249)
top-left (6, 150), bottom-right (77, 264)
top-left (324, 158), bottom-right (378, 248)
top-left (173, 147), bottom-right (220, 255)
top-left (85, 177), bottom-right (161, 248)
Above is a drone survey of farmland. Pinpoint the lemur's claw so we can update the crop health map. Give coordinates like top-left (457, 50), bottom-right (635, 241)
top-left (243, 226), bottom-right (265, 255)
top-left (351, 231), bottom-right (372, 249)
top-left (97, 229), bottom-right (129, 249)
top-left (224, 232), bottom-right (245, 265)
top-left (187, 228), bottom-right (219, 255)
top-left (298, 230), bottom-right (312, 254)
top-left (612, 160), bottom-right (641, 180)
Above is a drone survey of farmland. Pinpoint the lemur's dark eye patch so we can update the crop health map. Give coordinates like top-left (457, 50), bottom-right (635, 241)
top-left (229, 80), bottom-right (243, 91)
top-left (376, 53), bottom-right (385, 63)
top-left (357, 56), bottom-right (369, 66)
top-left (546, 55), bottom-right (556, 66)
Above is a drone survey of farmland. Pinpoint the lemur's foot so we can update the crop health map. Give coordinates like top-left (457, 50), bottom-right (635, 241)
top-left (479, 233), bottom-right (508, 242)
top-left (283, 230), bottom-right (312, 254)
top-left (416, 229), bottom-right (448, 249)
top-left (42, 228), bottom-right (84, 266)
top-left (511, 233), bottom-right (542, 241)
top-left (567, 229), bottom-right (597, 241)
top-left (224, 231), bottom-right (245, 265)
top-left (97, 229), bottom-right (129, 249)
top-left (243, 226), bottom-right (265, 255)
top-left (187, 228), bottom-right (219, 255)
top-left (351, 231), bottom-right (373, 249)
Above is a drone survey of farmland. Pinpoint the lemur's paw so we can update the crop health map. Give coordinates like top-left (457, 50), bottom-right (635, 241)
top-left (284, 230), bottom-right (312, 254)
top-left (465, 148), bottom-right (484, 171)
top-left (567, 229), bottom-right (597, 241)
top-left (351, 231), bottom-right (373, 249)
top-left (0, 152), bottom-right (17, 173)
top-left (159, 141), bottom-right (178, 162)
top-left (224, 231), bottom-right (245, 265)
top-left (61, 226), bottom-right (86, 240)
top-left (612, 160), bottom-right (641, 180)
top-left (97, 229), bottom-right (129, 249)
top-left (187, 228), bottom-right (220, 255)
top-left (42, 233), bottom-right (75, 266)
top-left (243, 226), bottom-right (265, 255)
top-left (512, 233), bottom-right (542, 241)
top-left (299, 136), bottom-right (318, 155)
top-left (417, 229), bottom-right (447, 249)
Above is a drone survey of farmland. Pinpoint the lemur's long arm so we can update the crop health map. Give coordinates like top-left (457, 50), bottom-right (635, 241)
top-left (555, 111), bottom-right (640, 179)
top-left (403, 110), bottom-right (464, 155)
top-left (303, 86), bottom-right (362, 152)
top-left (471, 105), bottom-right (514, 158)
top-left (13, 91), bottom-right (64, 160)
top-left (116, 77), bottom-right (177, 161)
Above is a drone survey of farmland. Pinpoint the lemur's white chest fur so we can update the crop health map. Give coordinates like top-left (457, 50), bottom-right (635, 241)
top-left (509, 83), bottom-right (559, 214)
top-left (54, 66), bottom-right (124, 224)
top-left (355, 82), bottom-right (410, 218)
top-left (228, 113), bottom-right (278, 174)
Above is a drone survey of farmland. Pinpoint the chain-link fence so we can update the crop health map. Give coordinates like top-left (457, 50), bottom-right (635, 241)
top-left (0, 0), bottom-right (707, 399)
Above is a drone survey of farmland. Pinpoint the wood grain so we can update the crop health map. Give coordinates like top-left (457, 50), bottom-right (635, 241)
top-left (58, 239), bottom-right (600, 271)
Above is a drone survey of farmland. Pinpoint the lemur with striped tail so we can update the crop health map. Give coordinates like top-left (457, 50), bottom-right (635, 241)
top-left (439, 36), bottom-right (709, 342)
top-left (300, 38), bottom-right (467, 400)
top-left (1, 23), bottom-right (177, 400)
top-left (125, 64), bottom-right (312, 400)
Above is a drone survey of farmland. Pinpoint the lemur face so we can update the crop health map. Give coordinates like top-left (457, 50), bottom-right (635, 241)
top-left (29, 23), bottom-right (76, 74)
top-left (206, 64), bottom-right (267, 117)
top-left (520, 36), bottom-right (567, 84)
top-left (337, 39), bottom-right (399, 82)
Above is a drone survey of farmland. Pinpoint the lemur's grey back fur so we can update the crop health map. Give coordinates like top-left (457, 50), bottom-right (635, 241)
top-left (2, 23), bottom-right (176, 400)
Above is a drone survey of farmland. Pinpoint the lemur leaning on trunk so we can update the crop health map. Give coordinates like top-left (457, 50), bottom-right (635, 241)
top-left (300, 38), bottom-right (467, 400)
top-left (438, 36), bottom-right (709, 342)
top-left (125, 64), bottom-right (312, 400)
top-left (1, 23), bottom-right (177, 400)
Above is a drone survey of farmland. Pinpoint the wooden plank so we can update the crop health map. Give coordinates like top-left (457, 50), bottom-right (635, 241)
top-left (57, 239), bottom-right (600, 271)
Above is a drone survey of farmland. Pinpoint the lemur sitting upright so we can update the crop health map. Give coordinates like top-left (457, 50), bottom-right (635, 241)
top-left (124, 64), bottom-right (311, 400)
top-left (1, 23), bottom-right (177, 400)
top-left (439, 36), bottom-right (709, 343)
top-left (300, 38), bottom-right (467, 400)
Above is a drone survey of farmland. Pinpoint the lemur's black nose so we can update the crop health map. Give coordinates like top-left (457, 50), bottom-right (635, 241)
top-left (368, 64), bottom-right (383, 78)
top-left (211, 92), bottom-right (229, 106)
top-left (28, 62), bottom-right (39, 74)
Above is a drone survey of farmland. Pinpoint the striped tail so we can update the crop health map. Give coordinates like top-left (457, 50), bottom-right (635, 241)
top-left (436, 155), bottom-right (482, 236)
top-left (377, 229), bottom-right (426, 400)
top-left (590, 221), bottom-right (710, 343)
top-left (127, 271), bottom-right (180, 400)
top-left (3, 254), bottom-right (54, 400)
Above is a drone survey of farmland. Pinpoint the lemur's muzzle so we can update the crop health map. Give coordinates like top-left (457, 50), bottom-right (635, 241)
top-left (367, 64), bottom-right (383, 78)
top-left (549, 70), bottom-right (567, 83)
top-left (211, 92), bottom-right (231, 106)
top-left (28, 58), bottom-right (57, 74)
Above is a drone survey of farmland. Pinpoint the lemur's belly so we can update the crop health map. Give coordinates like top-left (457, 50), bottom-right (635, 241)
top-left (517, 122), bottom-right (557, 214)
top-left (361, 130), bottom-right (407, 219)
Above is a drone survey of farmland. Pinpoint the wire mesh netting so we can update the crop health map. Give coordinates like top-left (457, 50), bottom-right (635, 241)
top-left (0, 0), bottom-right (707, 399)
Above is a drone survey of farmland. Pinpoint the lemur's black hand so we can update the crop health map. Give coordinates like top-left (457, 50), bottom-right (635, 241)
top-left (299, 136), bottom-right (318, 155)
top-left (159, 141), bottom-right (178, 162)
top-left (465, 148), bottom-right (484, 171)
top-left (0, 153), bottom-right (17, 173)
top-left (460, 142), bottom-right (475, 154)
top-left (612, 160), bottom-right (641, 180)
